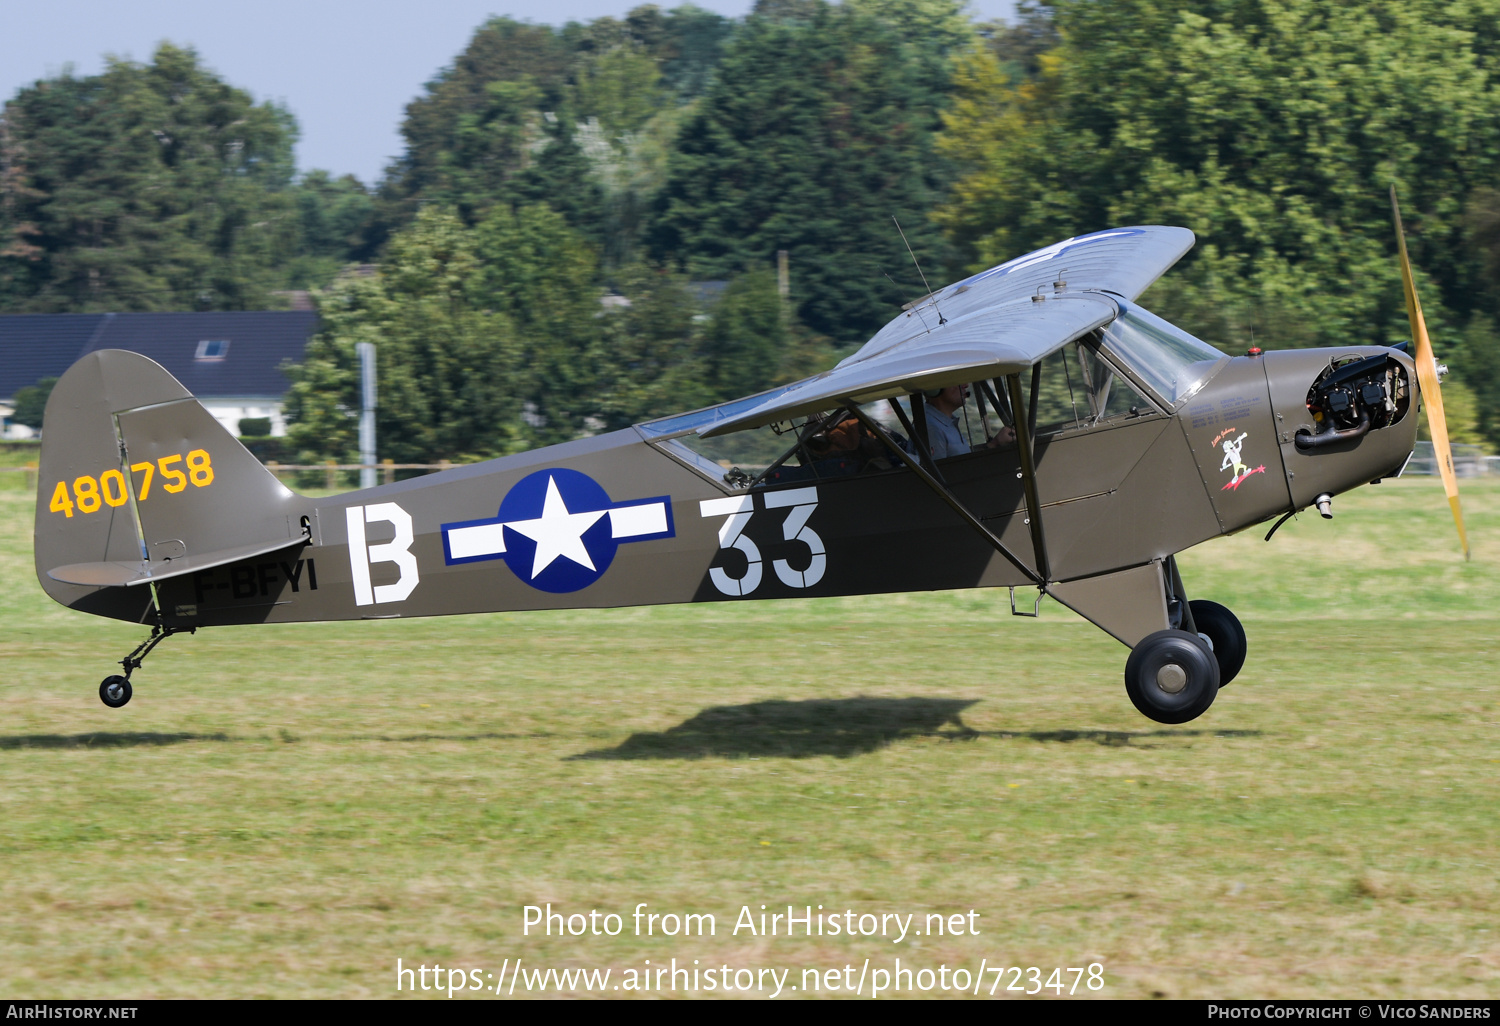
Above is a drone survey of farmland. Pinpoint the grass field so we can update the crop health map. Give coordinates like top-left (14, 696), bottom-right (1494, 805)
top-left (0, 444), bottom-right (40, 493)
top-left (0, 477), bottom-right (1496, 999)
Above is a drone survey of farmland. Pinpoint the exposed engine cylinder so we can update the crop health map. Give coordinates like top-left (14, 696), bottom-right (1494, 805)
top-left (1296, 352), bottom-right (1411, 451)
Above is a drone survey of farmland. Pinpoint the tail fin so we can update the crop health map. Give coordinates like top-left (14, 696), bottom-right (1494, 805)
top-left (34, 350), bottom-right (306, 620)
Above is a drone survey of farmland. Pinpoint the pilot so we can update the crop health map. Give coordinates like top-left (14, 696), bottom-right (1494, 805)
top-left (923, 384), bottom-right (1016, 459)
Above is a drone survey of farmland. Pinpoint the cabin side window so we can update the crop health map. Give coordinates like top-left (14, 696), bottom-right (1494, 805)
top-left (653, 409), bottom-right (910, 490)
top-left (639, 325), bottom-right (1180, 490)
top-left (970, 339), bottom-right (1158, 445)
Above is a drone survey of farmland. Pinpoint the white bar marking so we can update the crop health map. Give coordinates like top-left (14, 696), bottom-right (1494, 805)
top-left (609, 502), bottom-right (667, 539)
top-left (447, 521), bottom-right (508, 560)
top-left (764, 486), bottom-right (818, 508)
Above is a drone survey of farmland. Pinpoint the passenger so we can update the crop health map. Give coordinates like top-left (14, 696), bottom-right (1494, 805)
top-left (799, 413), bottom-right (898, 474)
top-left (922, 384), bottom-right (1016, 460)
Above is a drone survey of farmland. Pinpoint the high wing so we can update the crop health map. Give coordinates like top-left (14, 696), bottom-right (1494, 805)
top-left (700, 226), bottom-right (1194, 436)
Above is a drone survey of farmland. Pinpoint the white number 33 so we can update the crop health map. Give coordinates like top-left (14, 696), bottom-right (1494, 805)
top-left (699, 486), bottom-right (825, 596)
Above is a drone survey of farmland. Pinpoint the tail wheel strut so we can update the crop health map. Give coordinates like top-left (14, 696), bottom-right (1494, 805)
top-left (97, 624), bottom-right (195, 709)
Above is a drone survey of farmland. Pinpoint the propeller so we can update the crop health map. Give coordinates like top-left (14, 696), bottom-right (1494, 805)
top-left (1390, 184), bottom-right (1470, 560)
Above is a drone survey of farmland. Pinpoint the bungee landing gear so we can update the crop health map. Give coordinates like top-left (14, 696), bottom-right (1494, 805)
top-left (97, 624), bottom-right (194, 708)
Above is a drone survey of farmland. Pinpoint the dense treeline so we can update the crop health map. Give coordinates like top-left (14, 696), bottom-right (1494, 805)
top-left (6, 0), bottom-right (1500, 459)
top-left (0, 44), bottom-right (375, 311)
top-left (939, 0), bottom-right (1500, 445)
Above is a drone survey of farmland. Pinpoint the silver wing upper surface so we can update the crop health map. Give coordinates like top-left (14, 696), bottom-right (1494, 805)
top-left (699, 226), bottom-right (1194, 436)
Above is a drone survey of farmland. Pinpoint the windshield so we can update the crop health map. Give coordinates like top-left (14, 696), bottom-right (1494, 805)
top-left (1099, 301), bottom-right (1227, 406)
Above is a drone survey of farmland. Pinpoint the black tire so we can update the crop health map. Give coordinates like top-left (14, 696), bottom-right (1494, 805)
top-left (1189, 600), bottom-right (1247, 686)
top-left (99, 675), bottom-right (132, 709)
top-left (1124, 629), bottom-right (1219, 724)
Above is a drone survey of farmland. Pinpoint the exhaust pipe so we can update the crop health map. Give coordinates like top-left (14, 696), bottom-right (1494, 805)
top-left (1295, 408), bottom-right (1371, 451)
top-left (1315, 493), bottom-right (1333, 519)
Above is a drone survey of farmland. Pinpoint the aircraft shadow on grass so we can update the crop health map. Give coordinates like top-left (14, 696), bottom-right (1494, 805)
top-left (570, 696), bottom-right (1264, 761)
top-left (0, 731), bottom-right (229, 750)
top-left (0, 716), bottom-right (1263, 756)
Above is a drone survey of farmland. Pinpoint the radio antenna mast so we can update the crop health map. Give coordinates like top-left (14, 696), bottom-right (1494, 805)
top-left (893, 216), bottom-right (945, 326)
top-left (886, 272), bottom-right (932, 333)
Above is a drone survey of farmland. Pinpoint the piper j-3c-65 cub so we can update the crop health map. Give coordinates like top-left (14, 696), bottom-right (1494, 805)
top-left (34, 189), bottom-right (1468, 724)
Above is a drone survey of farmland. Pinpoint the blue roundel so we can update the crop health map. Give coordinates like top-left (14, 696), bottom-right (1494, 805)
top-left (497, 469), bottom-right (620, 593)
top-left (440, 468), bottom-right (675, 594)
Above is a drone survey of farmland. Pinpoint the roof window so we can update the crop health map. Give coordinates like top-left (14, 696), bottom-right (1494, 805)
top-left (195, 340), bottom-right (230, 361)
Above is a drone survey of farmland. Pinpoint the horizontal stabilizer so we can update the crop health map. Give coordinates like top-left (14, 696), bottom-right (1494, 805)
top-left (48, 535), bottom-right (308, 588)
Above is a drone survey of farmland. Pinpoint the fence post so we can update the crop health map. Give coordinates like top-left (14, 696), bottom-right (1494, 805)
top-left (267, 460), bottom-right (280, 484)
top-left (438, 459), bottom-right (451, 475)
top-left (383, 458), bottom-right (395, 485)
top-left (25, 461), bottom-right (36, 490)
top-left (325, 459), bottom-right (337, 490)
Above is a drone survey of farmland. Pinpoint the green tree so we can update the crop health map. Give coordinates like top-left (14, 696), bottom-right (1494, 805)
top-left (10, 377), bottom-right (56, 429)
top-left (0, 43), bottom-right (301, 311)
top-left (649, 0), bottom-right (969, 343)
top-left (572, 45), bottom-right (665, 141)
top-left (1447, 313), bottom-right (1500, 449)
top-left (1416, 378), bottom-right (1485, 447)
top-left (975, 0), bottom-right (1059, 81)
top-left (592, 265), bottom-right (712, 427)
top-left (596, 263), bottom-right (841, 428)
top-left (473, 203), bottom-right (607, 445)
top-left (283, 208), bottom-right (523, 465)
top-left (935, 0), bottom-right (1500, 359)
top-left (650, 5), bottom-right (736, 101)
top-left (701, 269), bottom-right (788, 399)
top-left (509, 116), bottom-right (608, 247)
top-left (1457, 193), bottom-right (1500, 448)
top-left (377, 19), bottom-right (574, 228)
top-left (374, 13), bottom-right (674, 264)
top-left (285, 203), bottom-right (845, 460)
top-left (283, 170), bottom-right (377, 289)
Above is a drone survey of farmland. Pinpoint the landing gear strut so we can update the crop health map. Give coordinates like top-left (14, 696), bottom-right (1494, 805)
top-left (97, 624), bottom-right (194, 709)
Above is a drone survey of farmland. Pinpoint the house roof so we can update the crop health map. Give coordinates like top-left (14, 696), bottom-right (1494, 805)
top-left (0, 314), bottom-right (108, 398)
top-left (0, 311), bottom-right (318, 400)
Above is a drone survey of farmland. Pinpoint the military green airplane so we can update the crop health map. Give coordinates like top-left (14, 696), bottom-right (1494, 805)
top-left (32, 192), bottom-right (1468, 724)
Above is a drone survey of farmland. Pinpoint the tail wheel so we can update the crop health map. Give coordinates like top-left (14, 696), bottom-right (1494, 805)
top-left (1125, 629), bottom-right (1219, 724)
top-left (1188, 599), bottom-right (1247, 686)
top-left (99, 675), bottom-right (132, 709)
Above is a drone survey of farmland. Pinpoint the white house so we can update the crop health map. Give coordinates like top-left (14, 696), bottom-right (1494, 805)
top-left (0, 311), bottom-right (317, 438)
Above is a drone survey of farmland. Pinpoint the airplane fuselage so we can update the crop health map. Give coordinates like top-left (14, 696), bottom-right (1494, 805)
top-left (41, 346), bottom-right (1417, 631)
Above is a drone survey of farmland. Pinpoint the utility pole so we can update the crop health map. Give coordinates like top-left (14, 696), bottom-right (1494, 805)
top-left (356, 342), bottom-right (376, 490)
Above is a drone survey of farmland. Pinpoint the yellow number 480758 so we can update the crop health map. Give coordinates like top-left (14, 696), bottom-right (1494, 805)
top-left (48, 450), bottom-right (215, 518)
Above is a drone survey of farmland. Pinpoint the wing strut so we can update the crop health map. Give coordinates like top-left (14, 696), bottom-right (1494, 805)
top-left (984, 379), bottom-right (1013, 429)
top-left (908, 392), bottom-right (935, 465)
top-left (1006, 372), bottom-right (1052, 583)
top-left (972, 379), bottom-right (994, 442)
top-left (1027, 364), bottom-right (1041, 437)
top-left (885, 397), bottom-right (945, 482)
top-left (847, 404), bottom-right (1044, 585)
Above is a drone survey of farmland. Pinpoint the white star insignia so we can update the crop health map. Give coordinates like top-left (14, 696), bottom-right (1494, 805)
top-left (503, 475), bottom-right (607, 578)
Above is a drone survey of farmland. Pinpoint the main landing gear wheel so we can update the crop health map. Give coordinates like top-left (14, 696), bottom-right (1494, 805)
top-left (1189, 599), bottom-right (1247, 686)
top-left (1125, 629), bottom-right (1219, 724)
top-left (99, 675), bottom-right (133, 709)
